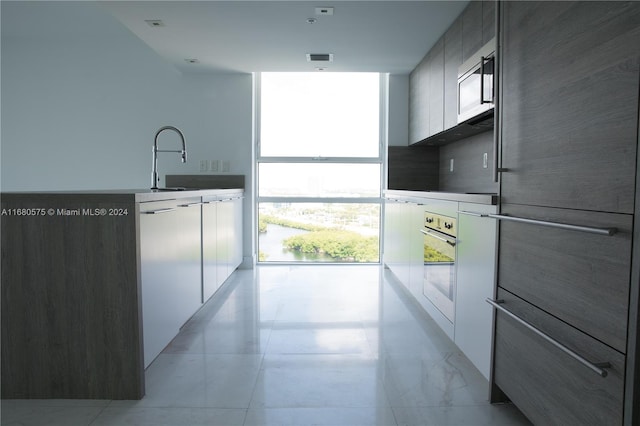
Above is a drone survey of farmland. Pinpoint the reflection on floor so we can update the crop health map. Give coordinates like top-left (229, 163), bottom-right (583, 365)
top-left (1, 265), bottom-right (531, 425)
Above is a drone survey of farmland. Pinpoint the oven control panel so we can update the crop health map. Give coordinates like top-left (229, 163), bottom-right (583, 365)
top-left (424, 213), bottom-right (457, 237)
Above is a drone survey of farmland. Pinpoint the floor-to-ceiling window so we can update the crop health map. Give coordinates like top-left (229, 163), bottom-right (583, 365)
top-left (256, 72), bottom-right (385, 263)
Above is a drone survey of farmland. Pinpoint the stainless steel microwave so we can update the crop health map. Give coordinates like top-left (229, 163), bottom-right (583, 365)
top-left (458, 38), bottom-right (496, 123)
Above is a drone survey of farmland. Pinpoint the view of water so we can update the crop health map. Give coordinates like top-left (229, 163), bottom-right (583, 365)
top-left (258, 224), bottom-right (339, 262)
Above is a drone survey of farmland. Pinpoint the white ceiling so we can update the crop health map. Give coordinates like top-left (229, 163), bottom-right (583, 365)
top-left (98, 1), bottom-right (469, 74)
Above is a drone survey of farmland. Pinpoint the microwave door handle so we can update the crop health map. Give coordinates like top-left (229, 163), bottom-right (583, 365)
top-left (480, 56), bottom-right (485, 105)
top-left (480, 56), bottom-right (493, 104)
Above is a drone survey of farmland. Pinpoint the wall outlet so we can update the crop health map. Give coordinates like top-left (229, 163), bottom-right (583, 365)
top-left (210, 160), bottom-right (219, 172)
top-left (449, 158), bottom-right (454, 172)
top-left (199, 160), bottom-right (209, 172)
top-left (483, 152), bottom-right (488, 169)
top-left (222, 160), bottom-right (230, 173)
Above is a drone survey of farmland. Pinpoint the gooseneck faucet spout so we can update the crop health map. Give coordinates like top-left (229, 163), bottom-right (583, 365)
top-left (151, 126), bottom-right (187, 190)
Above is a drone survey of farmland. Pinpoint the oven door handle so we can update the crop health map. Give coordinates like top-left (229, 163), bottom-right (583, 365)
top-left (420, 229), bottom-right (457, 246)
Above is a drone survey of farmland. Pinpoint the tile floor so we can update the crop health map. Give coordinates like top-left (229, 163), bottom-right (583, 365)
top-left (1, 265), bottom-right (531, 425)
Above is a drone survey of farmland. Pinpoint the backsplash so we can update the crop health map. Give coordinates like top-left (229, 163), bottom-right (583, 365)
top-left (388, 146), bottom-right (439, 191)
top-left (439, 131), bottom-right (498, 193)
top-left (166, 174), bottom-right (245, 189)
top-left (387, 130), bottom-right (498, 194)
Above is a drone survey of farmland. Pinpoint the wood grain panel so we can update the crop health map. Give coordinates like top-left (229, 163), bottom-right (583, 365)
top-left (494, 288), bottom-right (624, 425)
top-left (443, 16), bottom-right (462, 130)
top-left (482, 0), bottom-right (495, 44)
top-left (498, 204), bottom-right (632, 353)
top-left (461, 1), bottom-right (483, 62)
top-left (409, 57), bottom-right (430, 144)
top-left (1, 195), bottom-right (143, 399)
top-left (438, 130), bottom-right (498, 194)
top-left (428, 39), bottom-right (444, 136)
top-left (500, 1), bottom-right (640, 213)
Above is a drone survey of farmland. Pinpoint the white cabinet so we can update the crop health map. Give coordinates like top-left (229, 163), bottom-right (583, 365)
top-left (384, 198), bottom-right (416, 290)
top-left (202, 193), bottom-right (244, 303)
top-left (231, 195), bottom-right (244, 270)
top-left (454, 202), bottom-right (498, 380)
top-left (202, 197), bottom-right (219, 302)
top-left (139, 198), bottom-right (203, 368)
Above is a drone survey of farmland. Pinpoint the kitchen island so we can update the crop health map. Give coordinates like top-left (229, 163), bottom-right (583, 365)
top-left (1, 188), bottom-right (243, 400)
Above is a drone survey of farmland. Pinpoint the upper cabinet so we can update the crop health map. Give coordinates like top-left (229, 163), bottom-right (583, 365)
top-left (461, 1), bottom-right (483, 62)
top-left (443, 18), bottom-right (462, 130)
top-left (409, 1), bottom-right (496, 145)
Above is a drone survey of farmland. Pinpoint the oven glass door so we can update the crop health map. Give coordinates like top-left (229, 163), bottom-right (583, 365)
top-left (422, 228), bottom-right (456, 322)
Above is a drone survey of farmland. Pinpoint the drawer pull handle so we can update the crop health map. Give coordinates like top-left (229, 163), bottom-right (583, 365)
top-left (486, 214), bottom-right (617, 236)
top-left (178, 202), bottom-right (205, 207)
top-left (141, 207), bottom-right (176, 214)
top-left (458, 211), bottom-right (489, 218)
top-left (486, 298), bottom-right (611, 378)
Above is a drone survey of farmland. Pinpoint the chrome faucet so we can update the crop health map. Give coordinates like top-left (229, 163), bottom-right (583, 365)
top-left (151, 126), bottom-right (187, 190)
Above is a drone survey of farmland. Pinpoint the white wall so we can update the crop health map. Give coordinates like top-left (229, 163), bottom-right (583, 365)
top-left (1, 1), bottom-right (253, 260)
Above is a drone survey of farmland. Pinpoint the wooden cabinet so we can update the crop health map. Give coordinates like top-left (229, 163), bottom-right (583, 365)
top-left (494, 288), bottom-right (625, 426)
top-left (1, 194), bottom-right (143, 399)
top-left (409, 57), bottom-right (430, 144)
top-left (481, 0), bottom-right (495, 45)
top-left (498, 204), bottom-right (632, 353)
top-left (409, 1), bottom-right (496, 144)
top-left (500, 1), bottom-right (640, 214)
top-left (428, 39), bottom-right (444, 136)
top-left (443, 18), bottom-right (462, 130)
top-left (139, 198), bottom-right (202, 368)
top-left (493, 2), bottom-right (640, 424)
top-left (461, 0), bottom-right (482, 63)
top-left (0, 189), bottom-right (244, 399)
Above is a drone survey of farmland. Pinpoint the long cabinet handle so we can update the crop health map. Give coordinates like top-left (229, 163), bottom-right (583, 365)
top-left (458, 210), bottom-right (489, 218)
top-left (486, 298), bottom-right (611, 378)
top-left (178, 202), bottom-right (205, 207)
top-left (141, 207), bottom-right (176, 215)
top-left (419, 229), bottom-right (456, 246)
top-left (487, 213), bottom-right (617, 236)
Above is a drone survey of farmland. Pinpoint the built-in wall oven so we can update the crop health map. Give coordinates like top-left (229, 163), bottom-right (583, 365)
top-left (421, 212), bottom-right (457, 323)
top-left (457, 38), bottom-right (496, 123)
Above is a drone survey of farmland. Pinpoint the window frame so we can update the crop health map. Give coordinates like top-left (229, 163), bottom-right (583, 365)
top-left (254, 72), bottom-right (388, 264)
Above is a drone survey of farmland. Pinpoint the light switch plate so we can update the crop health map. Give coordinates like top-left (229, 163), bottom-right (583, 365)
top-left (199, 160), bottom-right (209, 172)
top-left (449, 158), bottom-right (454, 172)
top-left (210, 160), bottom-right (219, 172)
top-left (222, 161), bottom-right (230, 173)
top-left (483, 153), bottom-right (488, 169)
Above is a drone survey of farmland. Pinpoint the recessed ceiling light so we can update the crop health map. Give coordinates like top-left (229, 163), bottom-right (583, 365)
top-left (184, 59), bottom-right (199, 64)
top-left (306, 18), bottom-right (317, 24)
top-left (145, 20), bottom-right (165, 28)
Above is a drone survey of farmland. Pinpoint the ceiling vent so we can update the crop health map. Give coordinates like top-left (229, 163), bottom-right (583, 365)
top-left (315, 7), bottom-right (334, 16)
top-left (306, 53), bottom-right (334, 62)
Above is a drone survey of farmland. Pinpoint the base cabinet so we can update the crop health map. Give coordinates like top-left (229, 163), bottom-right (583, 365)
top-left (202, 194), bottom-right (243, 303)
top-left (385, 194), bottom-right (498, 379)
top-left (494, 289), bottom-right (625, 426)
top-left (0, 189), bottom-right (243, 399)
top-left (454, 203), bottom-right (498, 380)
top-left (139, 198), bottom-right (202, 368)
